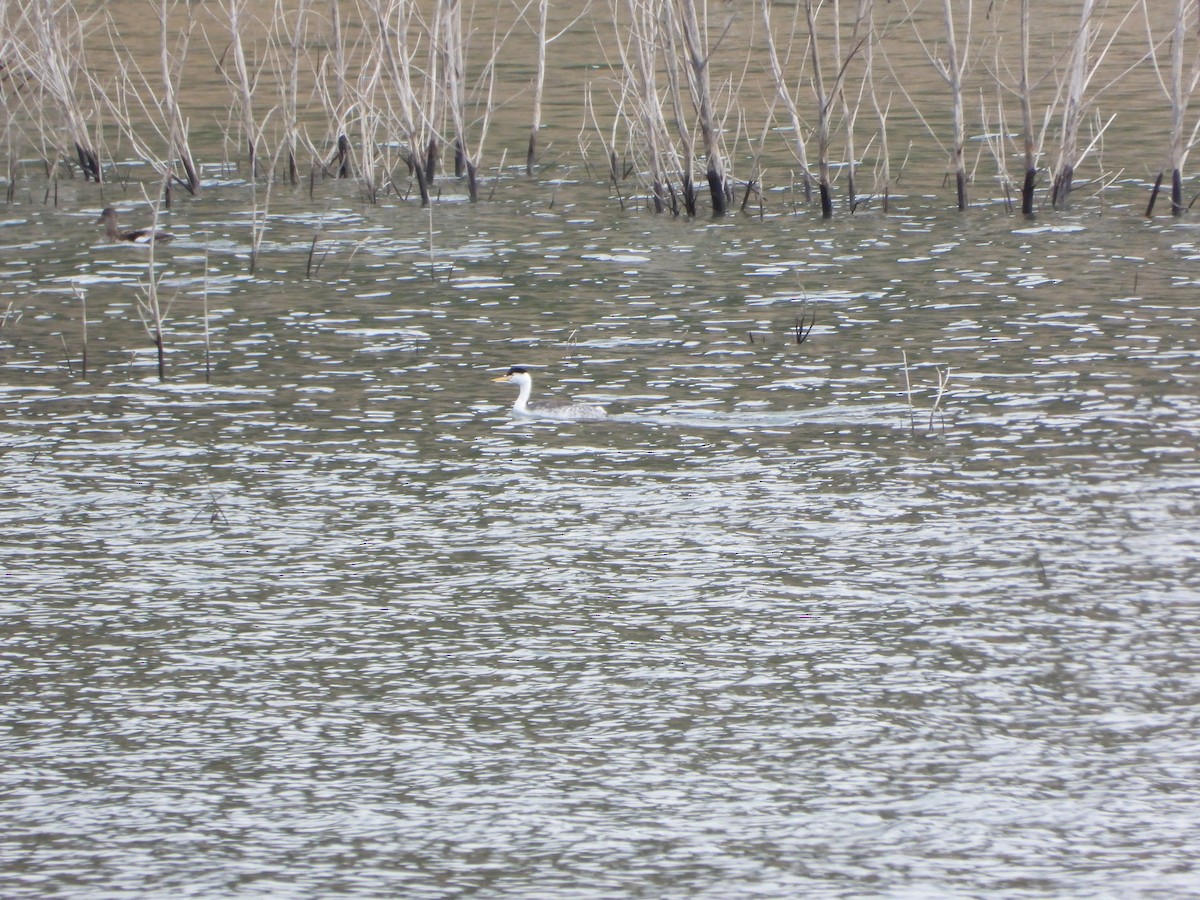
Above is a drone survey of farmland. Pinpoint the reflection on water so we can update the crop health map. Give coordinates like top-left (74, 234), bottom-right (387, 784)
top-left (2, 193), bottom-right (1199, 897)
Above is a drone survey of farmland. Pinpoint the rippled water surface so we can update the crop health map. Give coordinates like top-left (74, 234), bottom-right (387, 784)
top-left (2, 188), bottom-right (1200, 897)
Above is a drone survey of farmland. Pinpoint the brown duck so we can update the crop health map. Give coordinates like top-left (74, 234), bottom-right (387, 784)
top-left (96, 207), bottom-right (174, 244)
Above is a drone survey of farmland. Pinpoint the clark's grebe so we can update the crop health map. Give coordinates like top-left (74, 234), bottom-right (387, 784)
top-left (96, 208), bottom-right (174, 244)
top-left (492, 366), bottom-right (607, 420)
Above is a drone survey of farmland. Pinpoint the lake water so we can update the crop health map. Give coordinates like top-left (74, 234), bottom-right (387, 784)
top-left (2, 178), bottom-right (1199, 898)
top-left (3, 1), bottom-right (1200, 894)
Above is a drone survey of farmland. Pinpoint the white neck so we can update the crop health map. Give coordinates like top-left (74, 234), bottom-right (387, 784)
top-left (513, 373), bottom-right (533, 412)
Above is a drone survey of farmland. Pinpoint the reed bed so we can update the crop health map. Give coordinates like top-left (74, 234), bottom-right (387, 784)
top-left (0, 0), bottom-right (1196, 218)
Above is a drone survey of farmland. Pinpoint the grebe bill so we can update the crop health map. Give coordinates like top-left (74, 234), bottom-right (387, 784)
top-left (492, 367), bottom-right (607, 420)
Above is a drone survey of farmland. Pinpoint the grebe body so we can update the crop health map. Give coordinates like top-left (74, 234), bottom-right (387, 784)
top-left (492, 367), bottom-right (607, 421)
top-left (96, 208), bottom-right (174, 245)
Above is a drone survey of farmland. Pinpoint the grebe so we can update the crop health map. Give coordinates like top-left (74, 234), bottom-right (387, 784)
top-left (96, 208), bottom-right (174, 244)
top-left (492, 366), bottom-right (607, 421)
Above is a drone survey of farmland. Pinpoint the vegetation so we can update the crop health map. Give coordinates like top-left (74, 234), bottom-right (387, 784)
top-left (1, 0), bottom-right (1197, 218)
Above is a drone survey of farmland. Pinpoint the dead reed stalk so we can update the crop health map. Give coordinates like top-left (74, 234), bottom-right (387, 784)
top-left (1017, 0), bottom-right (1039, 215)
top-left (1166, 0), bottom-right (1192, 214)
top-left (528, 0), bottom-right (548, 175)
top-left (2, 7), bottom-right (25, 200)
top-left (18, 0), bottom-right (103, 181)
top-left (937, 0), bottom-right (969, 210)
top-left (863, 1), bottom-right (892, 211)
top-left (134, 194), bottom-right (170, 379)
top-left (350, 51), bottom-right (387, 204)
top-left (981, 96), bottom-right (1015, 212)
top-left (760, 0), bottom-right (814, 204)
top-left (93, 1), bottom-right (202, 201)
top-left (1050, 0), bottom-right (1098, 209)
top-left (160, 0), bottom-right (201, 195)
top-left (423, 0), bottom-right (445, 185)
top-left (441, 0), bottom-right (501, 202)
top-left (1143, 0), bottom-right (1200, 216)
top-left (803, 0), bottom-right (834, 217)
top-left (272, 0), bottom-right (311, 185)
top-left (929, 364), bottom-right (950, 432)
top-left (325, 0), bottom-right (353, 178)
top-left (441, 0), bottom-right (485, 200)
top-left (226, 0), bottom-right (261, 177)
top-left (809, 0), bottom-right (869, 217)
top-left (906, 0), bottom-right (973, 210)
top-left (617, 0), bottom-right (676, 213)
top-left (522, 2), bottom-right (585, 178)
top-left (673, 0), bottom-right (730, 215)
top-left (71, 283), bottom-right (87, 378)
top-left (660, 0), bottom-right (697, 214)
top-left (582, 80), bottom-right (628, 207)
top-left (202, 239), bottom-right (212, 382)
top-left (902, 349), bottom-right (915, 434)
top-left (1048, 0), bottom-right (1136, 211)
top-left (368, 0), bottom-right (431, 205)
top-left (838, 1), bottom-right (874, 212)
top-left (249, 141), bottom-right (285, 272)
top-left (901, 351), bottom-right (950, 435)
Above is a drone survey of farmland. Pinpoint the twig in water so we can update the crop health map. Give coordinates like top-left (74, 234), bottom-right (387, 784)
top-left (248, 130), bottom-right (284, 274)
top-left (426, 200), bottom-right (438, 283)
top-left (337, 241), bottom-right (367, 279)
top-left (58, 334), bottom-right (74, 378)
top-left (902, 350), bottom-right (916, 434)
top-left (794, 307), bottom-right (816, 345)
top-left (307, 223), bottom-right (331, 279)
top-left (202, 236), bottom-right (212, 384)
top-left (133, 184), bottom-right (170, 380)
top-left (1030, 549), bottom-right (1051, 588)
top-left (191, 479), bottom-right (230, 525)
top-left (0, 301), bottom-right (17, 331)
top-left (72, 283), bottom-right (88, 378)
top-left (488, 148), bottom-right (508, 202)
top-left (1146, 172), bottom-right (1163, 217)
top-left (929, 366), bottom-right (951, 433)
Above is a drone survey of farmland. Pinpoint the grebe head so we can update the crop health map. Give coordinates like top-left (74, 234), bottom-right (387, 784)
top-left (492, 366), bottom-right (531, 386)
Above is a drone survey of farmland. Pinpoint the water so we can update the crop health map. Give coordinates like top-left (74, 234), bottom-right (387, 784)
top-left (2, 183), bottom-right (1199, 898)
